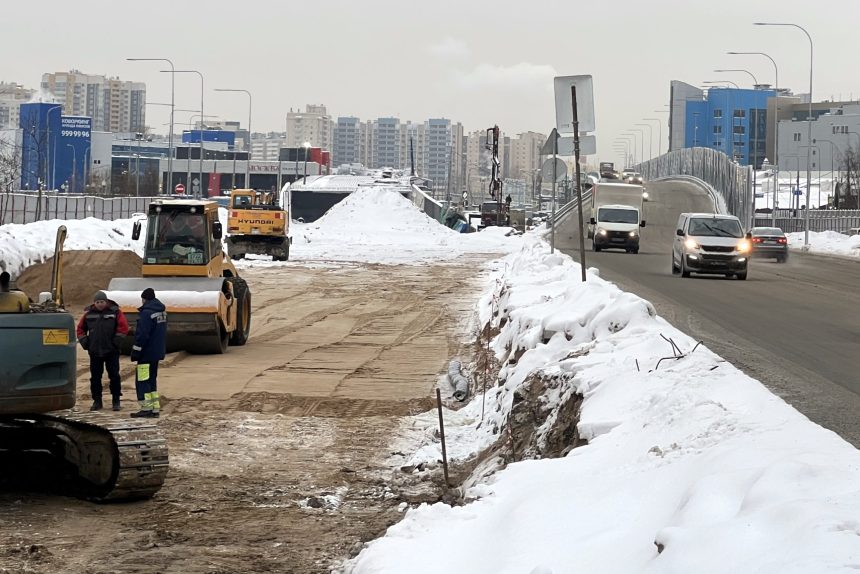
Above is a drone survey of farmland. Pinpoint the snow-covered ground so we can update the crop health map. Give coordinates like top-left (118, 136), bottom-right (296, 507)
top-left (348, 237), bottom-right (860, 573)
top-left (0, 190), bottom-right (517, 276)
top-left (0, 216), bottom-right (142, 277)
top-left (4, 186), bottom-right (860, 571)
top-left (242, 187), bottom-right (521, 266)
top-left (787, 230), bottom-right (860, 259)
top-left (754, 172), bottom-right (835, 210)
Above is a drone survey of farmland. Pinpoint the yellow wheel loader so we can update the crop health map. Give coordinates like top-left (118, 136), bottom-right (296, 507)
top-left (106, 199), bottom-right (251, 354)
top-left (0, 226), bottom-right (168, 500)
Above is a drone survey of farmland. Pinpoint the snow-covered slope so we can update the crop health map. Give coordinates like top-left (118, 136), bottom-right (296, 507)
top-left (349, 237), bottom-right (860, 574)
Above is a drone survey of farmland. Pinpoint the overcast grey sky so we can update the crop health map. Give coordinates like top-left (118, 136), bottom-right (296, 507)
top-left (8, 0), bottom-right (860, 161)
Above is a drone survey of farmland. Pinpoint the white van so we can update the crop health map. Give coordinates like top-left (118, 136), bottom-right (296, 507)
top-left (672, 213), bottom-right (752, 280)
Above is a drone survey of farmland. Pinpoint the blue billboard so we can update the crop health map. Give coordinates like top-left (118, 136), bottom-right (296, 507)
top-left (182, 129), bottom-right (235, 146)
top-left (19, 102), bottom-right (62, 191)
top-left (56, 116), bottom-right (92, 193)
top-left (19, 104), bottom-right (92, 193)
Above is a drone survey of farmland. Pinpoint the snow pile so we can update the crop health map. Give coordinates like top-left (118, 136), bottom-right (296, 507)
top-left (0, 207), bottom-right (231, 278)
top-left (787, 230), bottom-right (860, 259)
top-left (244, 188), bottom-right (521, 266)
top-left (349, 237), bottom-right (860, 573)
top-left (0, 217), bottom-right (140, 277)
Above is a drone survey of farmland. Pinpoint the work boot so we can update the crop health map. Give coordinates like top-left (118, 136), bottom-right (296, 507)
top-left (112, 396), bottom-right (121, 411)
top-left (90, 398), bottom-right (103, 411)
top-left (130, 410), bottom-right (158, 418)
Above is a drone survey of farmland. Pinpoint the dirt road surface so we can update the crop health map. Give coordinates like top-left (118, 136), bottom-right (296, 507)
top-left (0, 258), bottom-right (490, 574)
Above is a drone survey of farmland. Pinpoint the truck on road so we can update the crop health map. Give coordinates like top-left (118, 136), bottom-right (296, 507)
top-left (587, 182), bottom-right (647, 254)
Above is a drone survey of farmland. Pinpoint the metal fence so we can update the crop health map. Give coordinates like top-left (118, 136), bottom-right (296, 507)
top-left (634, 147), bottom-right (753, 225)
top-left (755, 209), bottom-right (860, 234)
top-left (0, 193), bottom-right (158, 225)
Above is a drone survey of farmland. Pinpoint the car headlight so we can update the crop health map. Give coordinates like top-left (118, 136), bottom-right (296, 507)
top-left (629, 231), bottom-right (638, 237)
top-left (642, 191), bottom-right (649, 200)
top-left (597, 228), bottom-right (608, 236)
top-left (737, 240), bottom-right (751, 253)
top-left (684, 238), bottom-right (699, 250)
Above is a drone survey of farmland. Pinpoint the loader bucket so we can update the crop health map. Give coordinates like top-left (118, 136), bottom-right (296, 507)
top-left (106, 277), bottom-right (233, 355)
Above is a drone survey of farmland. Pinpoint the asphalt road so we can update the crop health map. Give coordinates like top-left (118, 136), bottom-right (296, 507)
top-left (556, 178), bottom-right (860, 446)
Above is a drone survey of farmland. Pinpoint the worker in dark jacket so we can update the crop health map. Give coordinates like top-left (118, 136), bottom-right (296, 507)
top-left (76, 291), bottom-right (129, 411)
top-left (130, 288), bottom-right (167, 418)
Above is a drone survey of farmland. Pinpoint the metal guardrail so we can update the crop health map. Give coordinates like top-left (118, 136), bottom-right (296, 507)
top-left (0, 193), bottom-right (159, 225)
top-left (550, 189), bottom-right (592, 226)
top-left (755, 209), bottom-right (860, 234)
top-left (634, 147), bottom-right (753, 225)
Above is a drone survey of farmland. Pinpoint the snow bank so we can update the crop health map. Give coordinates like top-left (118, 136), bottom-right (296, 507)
top-left (787, 230), bottom-right (860, 259)
top-left (0, 207), bottom-right (231, 278)
top-left (241, 188), bottom-right (522, 266)
top-left (349, 236), bottom-right (860, 573)
top-left (0, 217), bottom-right (140, 277)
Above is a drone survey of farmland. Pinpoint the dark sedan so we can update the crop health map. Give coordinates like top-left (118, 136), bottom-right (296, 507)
top-left (750, 227), bottom-right (789, 262)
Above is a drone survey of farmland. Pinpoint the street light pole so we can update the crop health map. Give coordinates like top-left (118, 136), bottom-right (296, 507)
top-left (643, 118), bottom-right (662, 157)
top-left (714, 69), bottom-right (759, 86)
top-left (46, 105), bottom-right (62, 190)
top-left (127, 58), bottom-right (174, 194)
top-left (728, 51), bottom-right (781, 225)
top-left (635, 123), bottom-right (653, 163)
top-left (215, 88), bottom-right (252, 189)
top-left (754, 22), bottom-right (813, 247)
top-left (165, 70), bottom-right (204, 197)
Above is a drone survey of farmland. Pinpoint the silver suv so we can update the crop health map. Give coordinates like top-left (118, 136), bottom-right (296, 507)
top-left (671, 213), bottom-right (752, 280)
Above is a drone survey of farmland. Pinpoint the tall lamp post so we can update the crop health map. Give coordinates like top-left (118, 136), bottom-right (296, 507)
top-left (643, 118), bottom-right (663, 157)
top-left (164, 70), bottom-right (204, 197)
top-left (714, 68), bottom-right (759, 86)
top-left (635, 123), bottom-right (653, 163)
top-left (728, 51), bottom-right (781, 225)
top-left (46, 105), bottom-right (62, 190)
top-left (624, 131), bottom-right (643, 165)
top-left (127, 57), bottom-right (174, 193)
top-left (754, 22), bottom-right (814, 247)
top-left (215, 88), bottom-right (252, 189)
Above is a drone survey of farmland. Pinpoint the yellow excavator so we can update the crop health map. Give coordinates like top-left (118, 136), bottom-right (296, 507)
top-left (106, 198), bottom-right (251, 354)
top-left (0, 226), bottom-right (168, 500)
top-left (226, 188), bottom-right (290, 261)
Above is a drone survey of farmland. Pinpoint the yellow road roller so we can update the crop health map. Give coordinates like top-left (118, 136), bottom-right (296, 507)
top-left (106, 199), bottom-right (251, 354)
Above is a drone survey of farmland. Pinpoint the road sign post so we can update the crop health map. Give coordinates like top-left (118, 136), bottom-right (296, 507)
top-left (571, 85), bottom-right (588, 282)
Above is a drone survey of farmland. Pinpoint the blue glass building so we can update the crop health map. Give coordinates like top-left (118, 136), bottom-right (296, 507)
top-left (684, 87), bottom-right (775, 168)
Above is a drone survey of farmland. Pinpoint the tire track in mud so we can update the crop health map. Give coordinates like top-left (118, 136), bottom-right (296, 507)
top-left (0, 258), bottom-right (494, 574)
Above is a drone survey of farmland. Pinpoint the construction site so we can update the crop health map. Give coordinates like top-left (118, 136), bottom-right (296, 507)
top-left (0, 187), bottom-right (513, 573)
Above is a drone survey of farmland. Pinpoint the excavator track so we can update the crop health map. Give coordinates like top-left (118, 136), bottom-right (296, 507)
top-left (0, 410), bottom-right (168, 501)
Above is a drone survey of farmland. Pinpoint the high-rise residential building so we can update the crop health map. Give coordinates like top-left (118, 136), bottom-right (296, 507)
top-left (286, 104), bottom-right (333, 151)
top-left (333, 117), bottom-right (362, 167)
top-left (420, 118), bottom-right (465, 196)
top-left (251, 133), bottom-right (286, 162)
top-left (372, 117), bottom-right (401, 169)
top-left (508, 131), bottom-right (545, 183)
top-left (0, 82), bottom-right (35, 130)
top-left (41, 70), bottom-right (145, 133)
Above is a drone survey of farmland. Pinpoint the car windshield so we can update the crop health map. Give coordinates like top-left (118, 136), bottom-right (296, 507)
top-left (598, 207), bottom-right (639, 224)
top-left (752, 227), bottom-right (784, 236)
top-left (481, 202), bottom-right (500, 213)
top-left (688, 217), bottom-right (743, 238)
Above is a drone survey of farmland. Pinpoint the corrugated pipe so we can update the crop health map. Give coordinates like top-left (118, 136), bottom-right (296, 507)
top-left (448, 360), bottom-right (469, 402)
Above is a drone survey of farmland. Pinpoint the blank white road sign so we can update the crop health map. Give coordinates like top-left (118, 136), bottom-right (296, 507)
top-left (554, 75), bottom-right (595, 134)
